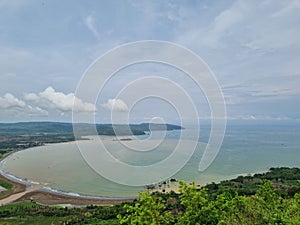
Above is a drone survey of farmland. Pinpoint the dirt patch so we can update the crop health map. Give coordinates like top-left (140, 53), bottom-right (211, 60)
top-left (0, 173), bottom-right (26, 199)
top-left (14, 190), bottom-right (135, 206)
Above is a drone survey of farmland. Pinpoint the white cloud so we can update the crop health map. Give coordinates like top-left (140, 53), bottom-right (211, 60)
top-left (0, 93), bottom-right (26, 108)
top-left (0, 93), bottom-right (48, 117)
top-left (222, 73), bottom-right (300, 105)
top-left (0, 87), bottom-right (96, 121)
top-left (203, 1), bottom-right (246, 47)
top-left (173, 0), bottom-right (300, 115)
top-left (24, 93), bottom-right (39, 101)
top-left (271, 0), bottom-right (300, 18)
top-left (0, 1), bottom-right (299, 122)
top-left (177, 0), bottom-right (300, 51)
top-left (26, 105), bottom-right (48, 116)
top-left (73, 97), bottom-right (97, 113)
top-left (101, 99), bottom-right (128, 112)
top-left (39, 86), bottom-right (75, 111)
top-left (26, 86), bottom-right (96, 113)
top-left (84, 15), bottom-right (100, 39)
top-left (35, 86), bottom-right (96, 112)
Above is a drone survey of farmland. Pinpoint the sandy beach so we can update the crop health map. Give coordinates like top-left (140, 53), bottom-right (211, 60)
top-left (0, 171), bottom-right (135, 206)
top-left (13, 190), bottom-right (134, 206)
top-left (0, 183), bottom-right (43, 205)
top-left (0, 152), bottom-right (136, 206)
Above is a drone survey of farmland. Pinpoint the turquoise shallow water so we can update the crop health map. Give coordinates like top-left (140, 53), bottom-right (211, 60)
top-left (1, 123), bottom-right (300, 197)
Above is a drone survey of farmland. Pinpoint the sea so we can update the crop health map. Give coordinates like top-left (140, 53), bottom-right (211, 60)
top-left (1, 122), bottom-right (300, 198)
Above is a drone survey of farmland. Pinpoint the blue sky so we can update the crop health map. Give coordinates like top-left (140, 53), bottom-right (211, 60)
top-left (0, 0), bottom-right (299, 123)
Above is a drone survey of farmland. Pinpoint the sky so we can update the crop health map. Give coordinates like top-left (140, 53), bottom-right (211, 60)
top-left (0, 0), bottom-right (300, 124)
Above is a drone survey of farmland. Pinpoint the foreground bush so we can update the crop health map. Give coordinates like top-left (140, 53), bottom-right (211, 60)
top-left (119, 181), bottom-right (300, 225)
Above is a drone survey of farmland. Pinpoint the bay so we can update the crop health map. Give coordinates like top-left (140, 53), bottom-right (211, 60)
top-left (1, 123), bottom-right (300, 197)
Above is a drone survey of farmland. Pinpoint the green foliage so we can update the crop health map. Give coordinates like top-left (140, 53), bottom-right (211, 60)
top-left (0, 179), bottom-right (13, 190)
top-left (284, 193), bottom-right (300, 223)
top-left (206, 167), bottom-right (300, 199)
top-left (1, 168), bottom-right (300, 224)
top-left (0, 202), bottom-right (123, 225)
top-left (118, 180), bottom-right (300, 225)
top-left (0, 215), bottom-right (66, 225)
top-left (118, 191), bottom-right (174, 225)
top-left (177, 181), bottom-right (214, 225)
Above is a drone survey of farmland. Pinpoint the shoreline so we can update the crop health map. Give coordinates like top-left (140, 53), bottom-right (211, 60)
top-left (0, 148), bottom-right (270, 206)
top-left (0, 147), bottom-right (137, 206)
top-left (0, 171), bottom-right (26, 198)
top-left (0, 138), bottom-right (271, 206)
top-left (0, 168), bottom-right (136, 206)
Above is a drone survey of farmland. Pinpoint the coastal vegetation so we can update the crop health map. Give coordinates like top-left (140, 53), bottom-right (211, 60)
top-left (0, 167), bottom-right (299, 224)
top-left (0, 122), bottom-right (182, 154)
top-left (0, 179), bottom-right (13, 199)
top-left (119, 179), bottom-right (300, 224)
top-left (0, 180), bottom-right (12, 190)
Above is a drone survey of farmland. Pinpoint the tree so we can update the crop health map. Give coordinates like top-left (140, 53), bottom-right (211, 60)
top-left (177, 181), bottom-right (217, 225)
top-left (118, 191), bottom-right (174, 225)
top-left (118, 179), bottom-right (300, 225)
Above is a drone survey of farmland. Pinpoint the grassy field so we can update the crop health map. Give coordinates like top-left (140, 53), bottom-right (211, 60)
top-left (0, 180), bottom-right (12, 190)
top-left (0, 202), bottom-right (121, 225)
top-left (0, 203), bottom-right (67, 225)
top-left (0, 216), bottom-right (66, 225)
top-left (0, 179), bottom-right (13, 199)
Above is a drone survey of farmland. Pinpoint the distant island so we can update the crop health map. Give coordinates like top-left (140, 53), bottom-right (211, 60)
top-left (0, 122), bottom-right (183, 154)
